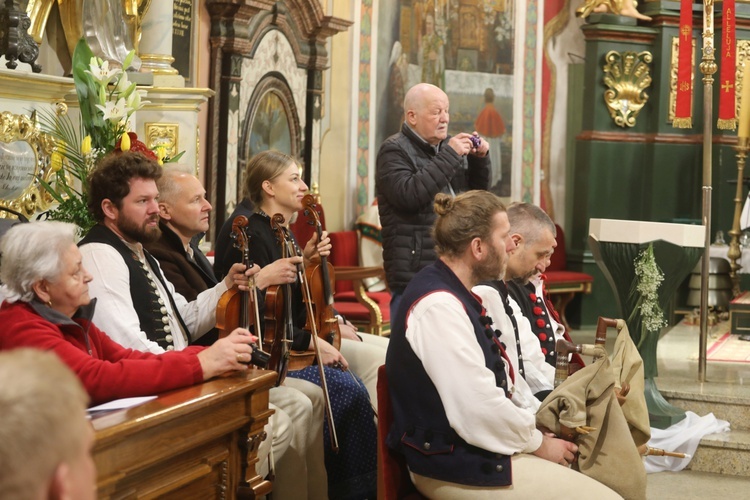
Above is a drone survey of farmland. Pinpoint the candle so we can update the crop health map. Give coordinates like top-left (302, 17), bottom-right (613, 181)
top-left (739, 64), bottom-right (750, 138)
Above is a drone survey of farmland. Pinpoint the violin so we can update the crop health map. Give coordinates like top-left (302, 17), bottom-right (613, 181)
top-left (300, 194), bottom-right (341, 350)
top-left (262, 213), bottom-right (296, 386)
top-left (271, 212), bottom-right (340, 452)
top-left (297, 197), bottom-right (378, 418)
top-left (215, 216), bottom-right (271, 369)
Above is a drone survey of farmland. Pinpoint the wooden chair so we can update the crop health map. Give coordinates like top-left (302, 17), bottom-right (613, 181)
top-left (289, 199), bottom-right (391, 336)
top-left (544, 224), bottom-right (594, 330)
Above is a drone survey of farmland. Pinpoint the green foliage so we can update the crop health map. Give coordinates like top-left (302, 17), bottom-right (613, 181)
top-left (37, 38), bottom-right (150, 233)
top-left (71, 39), bottom-right (97, 143)
top-left (628, 243), bottom-right (668, 349)
top-left (46, 197), bottom-right (96, 236)
top-left (36, 106), bottom-right (97, 234)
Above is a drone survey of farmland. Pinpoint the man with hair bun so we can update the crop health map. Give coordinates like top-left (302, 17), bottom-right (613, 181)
top-left (385, 191), bottom-right (620, 499)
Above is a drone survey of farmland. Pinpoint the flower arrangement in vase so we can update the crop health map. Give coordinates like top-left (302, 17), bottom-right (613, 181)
top-left (38, 38), bottom-right (181, 234)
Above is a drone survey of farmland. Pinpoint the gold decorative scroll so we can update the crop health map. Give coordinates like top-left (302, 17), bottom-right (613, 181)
top-left (669, 36), bottom-right (697, 123)
top-left (0, 111), bottom-right (56, 218)
top-left (602, 50), bottom-right (653, 128)
top-left (145, 123), bottom-right (178, 159)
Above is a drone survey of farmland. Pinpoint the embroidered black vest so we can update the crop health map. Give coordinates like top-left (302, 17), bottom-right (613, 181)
top-left (386, 260), bottom-right (513, 487)
top-left (507, 280), bottom-right (556, 367)
top-left (482, 280), bottom-right (526, 379)
top-left (80, 224), bottom-right (187, 350)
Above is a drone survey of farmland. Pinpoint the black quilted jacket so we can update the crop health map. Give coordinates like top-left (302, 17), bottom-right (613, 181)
top-left (375, 124), bottom-right (490, 290)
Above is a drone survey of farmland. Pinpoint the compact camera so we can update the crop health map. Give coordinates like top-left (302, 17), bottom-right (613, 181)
top-left (469, 134), bottom-right (482, 150)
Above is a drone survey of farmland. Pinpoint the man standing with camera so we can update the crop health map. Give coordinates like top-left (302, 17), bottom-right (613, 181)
top-left (376, 82), bottom-right (491, 317)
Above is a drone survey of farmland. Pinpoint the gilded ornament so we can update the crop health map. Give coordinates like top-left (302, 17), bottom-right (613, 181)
top-left (0, 111), bottom-right (56, 219)
top-left (602, 50), bottom-right (653, 128)
top-left (145, 123), bottom-right (179, 160)
top-left (26, 0), bottom-right (151, 66)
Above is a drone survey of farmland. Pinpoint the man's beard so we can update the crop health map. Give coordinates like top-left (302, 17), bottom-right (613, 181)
top-left (118, 214), bottom-right (161, 244)
top-left (512, 269), bottom-right (536, 285)
top-left (472, 243), bottom-right (506, 283)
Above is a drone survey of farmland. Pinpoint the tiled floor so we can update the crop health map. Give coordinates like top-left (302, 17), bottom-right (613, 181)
top-left (645, 470), bottom-right (750, 499)
top-left (569, 321), bottom-right (750, 498)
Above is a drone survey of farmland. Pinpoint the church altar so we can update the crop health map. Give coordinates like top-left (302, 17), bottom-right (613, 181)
top-left (589, 218), bottom-right (704, 428)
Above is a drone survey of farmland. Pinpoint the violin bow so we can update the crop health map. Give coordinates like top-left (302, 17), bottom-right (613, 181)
top-left (300, 197), bottom-right (378, 418)
top-left (280, 220), bottom-right (340, 453)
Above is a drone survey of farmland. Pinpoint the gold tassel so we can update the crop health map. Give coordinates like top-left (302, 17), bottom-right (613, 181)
top-left (672, 117), bottom-right (693, 129)
top-left (717, 118), bottom-right (738, 130)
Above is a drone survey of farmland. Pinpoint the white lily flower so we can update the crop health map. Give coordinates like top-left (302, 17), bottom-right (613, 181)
top-left (86, 58), bottom-right (121, 86)
top-left (115, 72), bottom-right (130, 93)
top-left (95, 98), bottom-right (129, 122)
top-left (126, 90), bottom-right (148, 111)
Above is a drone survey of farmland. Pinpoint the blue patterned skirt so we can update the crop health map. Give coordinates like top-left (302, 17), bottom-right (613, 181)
top-left (288, 364), bottom-right (377, 499)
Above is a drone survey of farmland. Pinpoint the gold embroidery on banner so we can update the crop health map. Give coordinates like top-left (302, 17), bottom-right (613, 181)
top-left (669, 37), bottom-right (697, 123)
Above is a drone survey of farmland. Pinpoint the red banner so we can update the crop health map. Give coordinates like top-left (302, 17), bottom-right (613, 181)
top-left (674, 0), bottom-right (694, 128)
top-left (718, 0), bottom-right (737, 130)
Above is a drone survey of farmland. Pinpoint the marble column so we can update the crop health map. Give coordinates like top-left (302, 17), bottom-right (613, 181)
top-left (139, 0), bottom-right (184, 87)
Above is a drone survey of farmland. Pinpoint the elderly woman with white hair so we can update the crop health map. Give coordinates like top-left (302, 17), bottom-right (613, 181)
top-left (0, 220), bottom-right (259, 405)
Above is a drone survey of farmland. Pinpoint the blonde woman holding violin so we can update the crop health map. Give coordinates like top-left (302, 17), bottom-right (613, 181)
top-left (215, 150), bottom-right (380, 500)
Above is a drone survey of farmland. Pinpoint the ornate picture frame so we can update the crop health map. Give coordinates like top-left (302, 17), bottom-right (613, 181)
top-left (0, 111), bottom-right (56, 218)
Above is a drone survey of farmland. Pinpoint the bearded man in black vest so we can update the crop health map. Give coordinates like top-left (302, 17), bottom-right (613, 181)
top-left (385, 191), bottom-right (619, 499)
top-left (79, 152), bottom-right (249, 352)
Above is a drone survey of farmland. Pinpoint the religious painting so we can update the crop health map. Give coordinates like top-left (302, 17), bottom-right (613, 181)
top-left (246, 91), bottom-right (293, 161)
top-left (376, 0), bottom-right (520, 200)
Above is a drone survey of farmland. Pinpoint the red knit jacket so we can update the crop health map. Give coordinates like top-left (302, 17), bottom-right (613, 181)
top-left (0, 300), bottom-right (205, 405)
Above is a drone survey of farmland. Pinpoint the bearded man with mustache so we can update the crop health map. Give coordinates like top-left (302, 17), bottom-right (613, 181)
top-left (79, 151), bottom-right (251, 353)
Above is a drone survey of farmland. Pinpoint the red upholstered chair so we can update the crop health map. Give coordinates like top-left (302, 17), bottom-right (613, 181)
top-left (544, 224), bottom-right (594, 329)
top-left (328, 231), bottom-right (391, 336)
top-left (377, 365), bottom-right (425, 500)
top-left (289, 198), bottom-right (391, 336)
